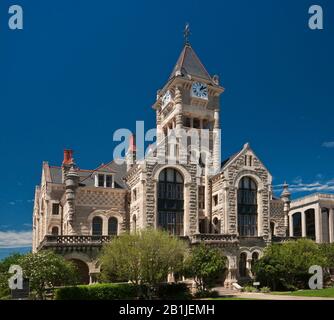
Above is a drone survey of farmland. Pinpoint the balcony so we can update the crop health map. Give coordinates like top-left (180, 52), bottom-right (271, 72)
top-left (37, 235), bottom-right (113, 251)
top-left (190, 234), bottom-right (239, 244)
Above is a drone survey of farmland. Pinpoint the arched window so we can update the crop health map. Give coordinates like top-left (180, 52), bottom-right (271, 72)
top-left (158, 168), bottom-right (184, 235)
top-left (51, 226), bottom-right (59, 236)
top-left (212, 217), bottom-right (220, 234)
top-left (108, 217), bottom-right (118, 236)
top-left (292, 212), bottom-right (302, 237)
top-left (238, 177), bottom-right (258, 237)
top-left (92, 217), bottom-right (103, 236)
top-left (270, 222), bottom-right (275, 237)
top-left (251, 252), bottom-right (259, 271)
top-left (239, 253), bottom-right (247, 278)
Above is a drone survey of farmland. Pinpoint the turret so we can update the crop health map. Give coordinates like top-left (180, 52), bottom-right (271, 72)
top-left (280, 182), bottom-right (291, 236)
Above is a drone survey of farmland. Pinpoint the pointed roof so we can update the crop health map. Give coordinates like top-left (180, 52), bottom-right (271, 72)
top-left (169, 44), bottom-right (212, 82)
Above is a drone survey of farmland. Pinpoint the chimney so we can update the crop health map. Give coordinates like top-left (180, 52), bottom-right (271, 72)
top-left (126, 135), bottom-right (136, 171)
top-left (62, 149), bottom-right (74, 183)
top-left (63, 149), bottom-right (74, 165)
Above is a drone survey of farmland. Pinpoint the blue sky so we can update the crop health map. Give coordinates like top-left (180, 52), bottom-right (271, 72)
top-left (0, 0), bottom-right (333, 258)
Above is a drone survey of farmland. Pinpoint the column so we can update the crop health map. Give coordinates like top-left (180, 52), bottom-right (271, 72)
top-left (289, 213), bottom-right (294, 237)
top-left (315, 206), bottom-right (322, 243)
top-left (301, 211), bottom-right (306, 237)
top-left (329, 208), bottom-right (334, 243)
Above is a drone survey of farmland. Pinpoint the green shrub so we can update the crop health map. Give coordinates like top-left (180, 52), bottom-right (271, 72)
top-left (55, 283), bottom-right (137, 300)
top-left (243, 286), bottom-right (257, 293)
top-left (194, 290), bottom-right (219, 299)
top-left (260, 287), bottom-right (271, 293)
top-left (156, 283), bottom-right (192, 300)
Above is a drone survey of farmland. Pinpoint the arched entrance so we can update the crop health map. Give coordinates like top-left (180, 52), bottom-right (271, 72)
top-left (157, 168), bottom-right (184, 235)
top-left (70, 259), bottom-right (90, 284)
top-left (239, 253), bottom-right (247, 278)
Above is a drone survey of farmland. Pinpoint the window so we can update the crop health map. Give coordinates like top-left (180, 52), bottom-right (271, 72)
top-left (133, 188), bottom-right (137, 201)
top-left (198, 186), bottom-right (205, 209)
top-left (96, 174), bottom-right (114, 188)
top-left (183, 117), bottom-right (191, 128)
top-left (92, 217), bottom-right (103, 236)
top-left (238, 177), bottom-right (258, 237)
top-left (98, 174), bottom-right (105, 187)
top-left (193, 118), bottom-right (200, 129)
top-left (212, 217), bottom-right (220, 234)
top-left (213, 194), bottom-right (218, 207)
top-left (270, 222), bottom-right (275, 236)
top-left (239, 253), bottom-right (247, 277)
top-left (52, 203), bottom-right (60, 215)
top-left (158, 168), bottom-right (184, 235)
top-left (106, 175), bottom-right (113, 188)
top-left (305, 209), bottom-right (316, 240)
top-left (51, 226), bottom-right (59, 236)
top-left (292, 212), bottom-right (302, 237)
top-left (108, 217), bottom-right (118, 236)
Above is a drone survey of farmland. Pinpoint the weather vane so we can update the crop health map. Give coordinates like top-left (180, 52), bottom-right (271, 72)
top-left (184, 23), bottom-right (191, 45)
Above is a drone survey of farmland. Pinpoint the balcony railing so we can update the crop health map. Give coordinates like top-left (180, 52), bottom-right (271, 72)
top-left (38, 235), bottom-right (113, 250)
top-left (190, 234), bottom-right (239, 244)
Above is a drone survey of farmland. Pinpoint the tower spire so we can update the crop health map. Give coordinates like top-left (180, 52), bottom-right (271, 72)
top-left (184, 23), bottom-right (191, 45)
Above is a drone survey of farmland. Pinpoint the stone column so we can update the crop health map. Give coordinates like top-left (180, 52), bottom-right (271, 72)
top-left (302, 211), bottom-right (306, 237)
top-left (329, 208), bottom-right (334, 243)
top-left (289, 213), bottom-right (294, 237)
top-left (174, 86), bottom-right (183, 130)
top-left (224, 255), bottom-right (238, 288)
top-left (315, 205), bottom-right (322, 243)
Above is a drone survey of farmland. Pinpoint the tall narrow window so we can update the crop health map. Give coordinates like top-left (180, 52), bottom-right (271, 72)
top-left (158, 168), bottom-right (184, 235)
top-left (52, 203), bottom-right (60, 215)
top-left (92, 217), bottom-right (103, 236)
top-left (305, 209), bottom-right (315, 240)
top-left (292, 212), bottom-right (302, 237)
top-left (238, 177), bottom-right (258, 237)
top-left (106, 175), bottom-right (113, 188)
top-left (108, 217), bottom-right (118, 236)
top-left (198, 186), bottom-right (205, 209)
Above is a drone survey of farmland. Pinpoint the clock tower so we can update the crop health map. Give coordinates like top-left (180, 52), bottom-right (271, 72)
top-left (152, 41), bottom-right (225, 174)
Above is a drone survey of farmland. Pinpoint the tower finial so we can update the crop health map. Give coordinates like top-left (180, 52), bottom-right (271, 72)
top-left (184, 23), bottom-right (191, 45)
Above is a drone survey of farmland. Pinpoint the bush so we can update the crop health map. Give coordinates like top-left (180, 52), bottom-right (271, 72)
top-left (243, 286), bottom-right (257, 293)
top-left (156, 283), bottom-right (192, 300)
top-left (55, 283), bottom-right (138, 300)
top-left (194, 290), bottom-right (219, 299)
top-left (260, 287), bottom-right (271, 293)
top-left (254, 239), bottom-right (327, 291)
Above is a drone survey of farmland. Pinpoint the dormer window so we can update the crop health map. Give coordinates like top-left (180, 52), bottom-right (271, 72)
top-left (95, 174), bottom-right (114, 188)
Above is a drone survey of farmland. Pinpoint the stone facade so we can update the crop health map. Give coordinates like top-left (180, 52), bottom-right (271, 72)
top-left (32, 42), bottom-right (334, 287)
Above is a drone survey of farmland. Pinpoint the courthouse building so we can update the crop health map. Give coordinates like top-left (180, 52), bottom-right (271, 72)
top-left (32, 40), bottom-right (334, 285)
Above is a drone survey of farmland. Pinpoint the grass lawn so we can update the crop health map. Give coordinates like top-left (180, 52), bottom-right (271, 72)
top-left (272, 287), bottom-right (334, 298)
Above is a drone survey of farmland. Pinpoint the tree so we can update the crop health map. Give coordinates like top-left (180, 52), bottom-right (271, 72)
top-left (19, 250), bottom-right (79, 299)
top-left (184, 244), bottom-right (226, 292)
top-left (100, 229), bottom-right (187, 298)
top-left (254, 239), bottom-right (327, 291)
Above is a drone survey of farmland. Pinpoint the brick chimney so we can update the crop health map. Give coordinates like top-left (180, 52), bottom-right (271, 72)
top-left (62, 149), bottom-right (74, 183)
top-left (63, 149), bottom-right (74, 165)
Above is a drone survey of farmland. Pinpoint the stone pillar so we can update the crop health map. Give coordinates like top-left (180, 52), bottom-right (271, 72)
top-left (315, 206), bottom-right (322, 243)
top-left (329, 208), bottom-right (334, 243)
top-left (174, 86), bottom-right (183, 130)
top-left (289, 213), bottom-right (294, 237)
top-left (224, 255), bottom-right (238, 288)
top-left (212, 110), bottom-right (221, 175)
top-left (302, 211), bottom-right (306, 237)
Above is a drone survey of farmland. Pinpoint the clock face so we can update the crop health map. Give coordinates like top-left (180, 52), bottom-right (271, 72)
top-left (192, 82), bottom-right (208, 99)
top-left (162, 90), bottom-right (171, 108)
